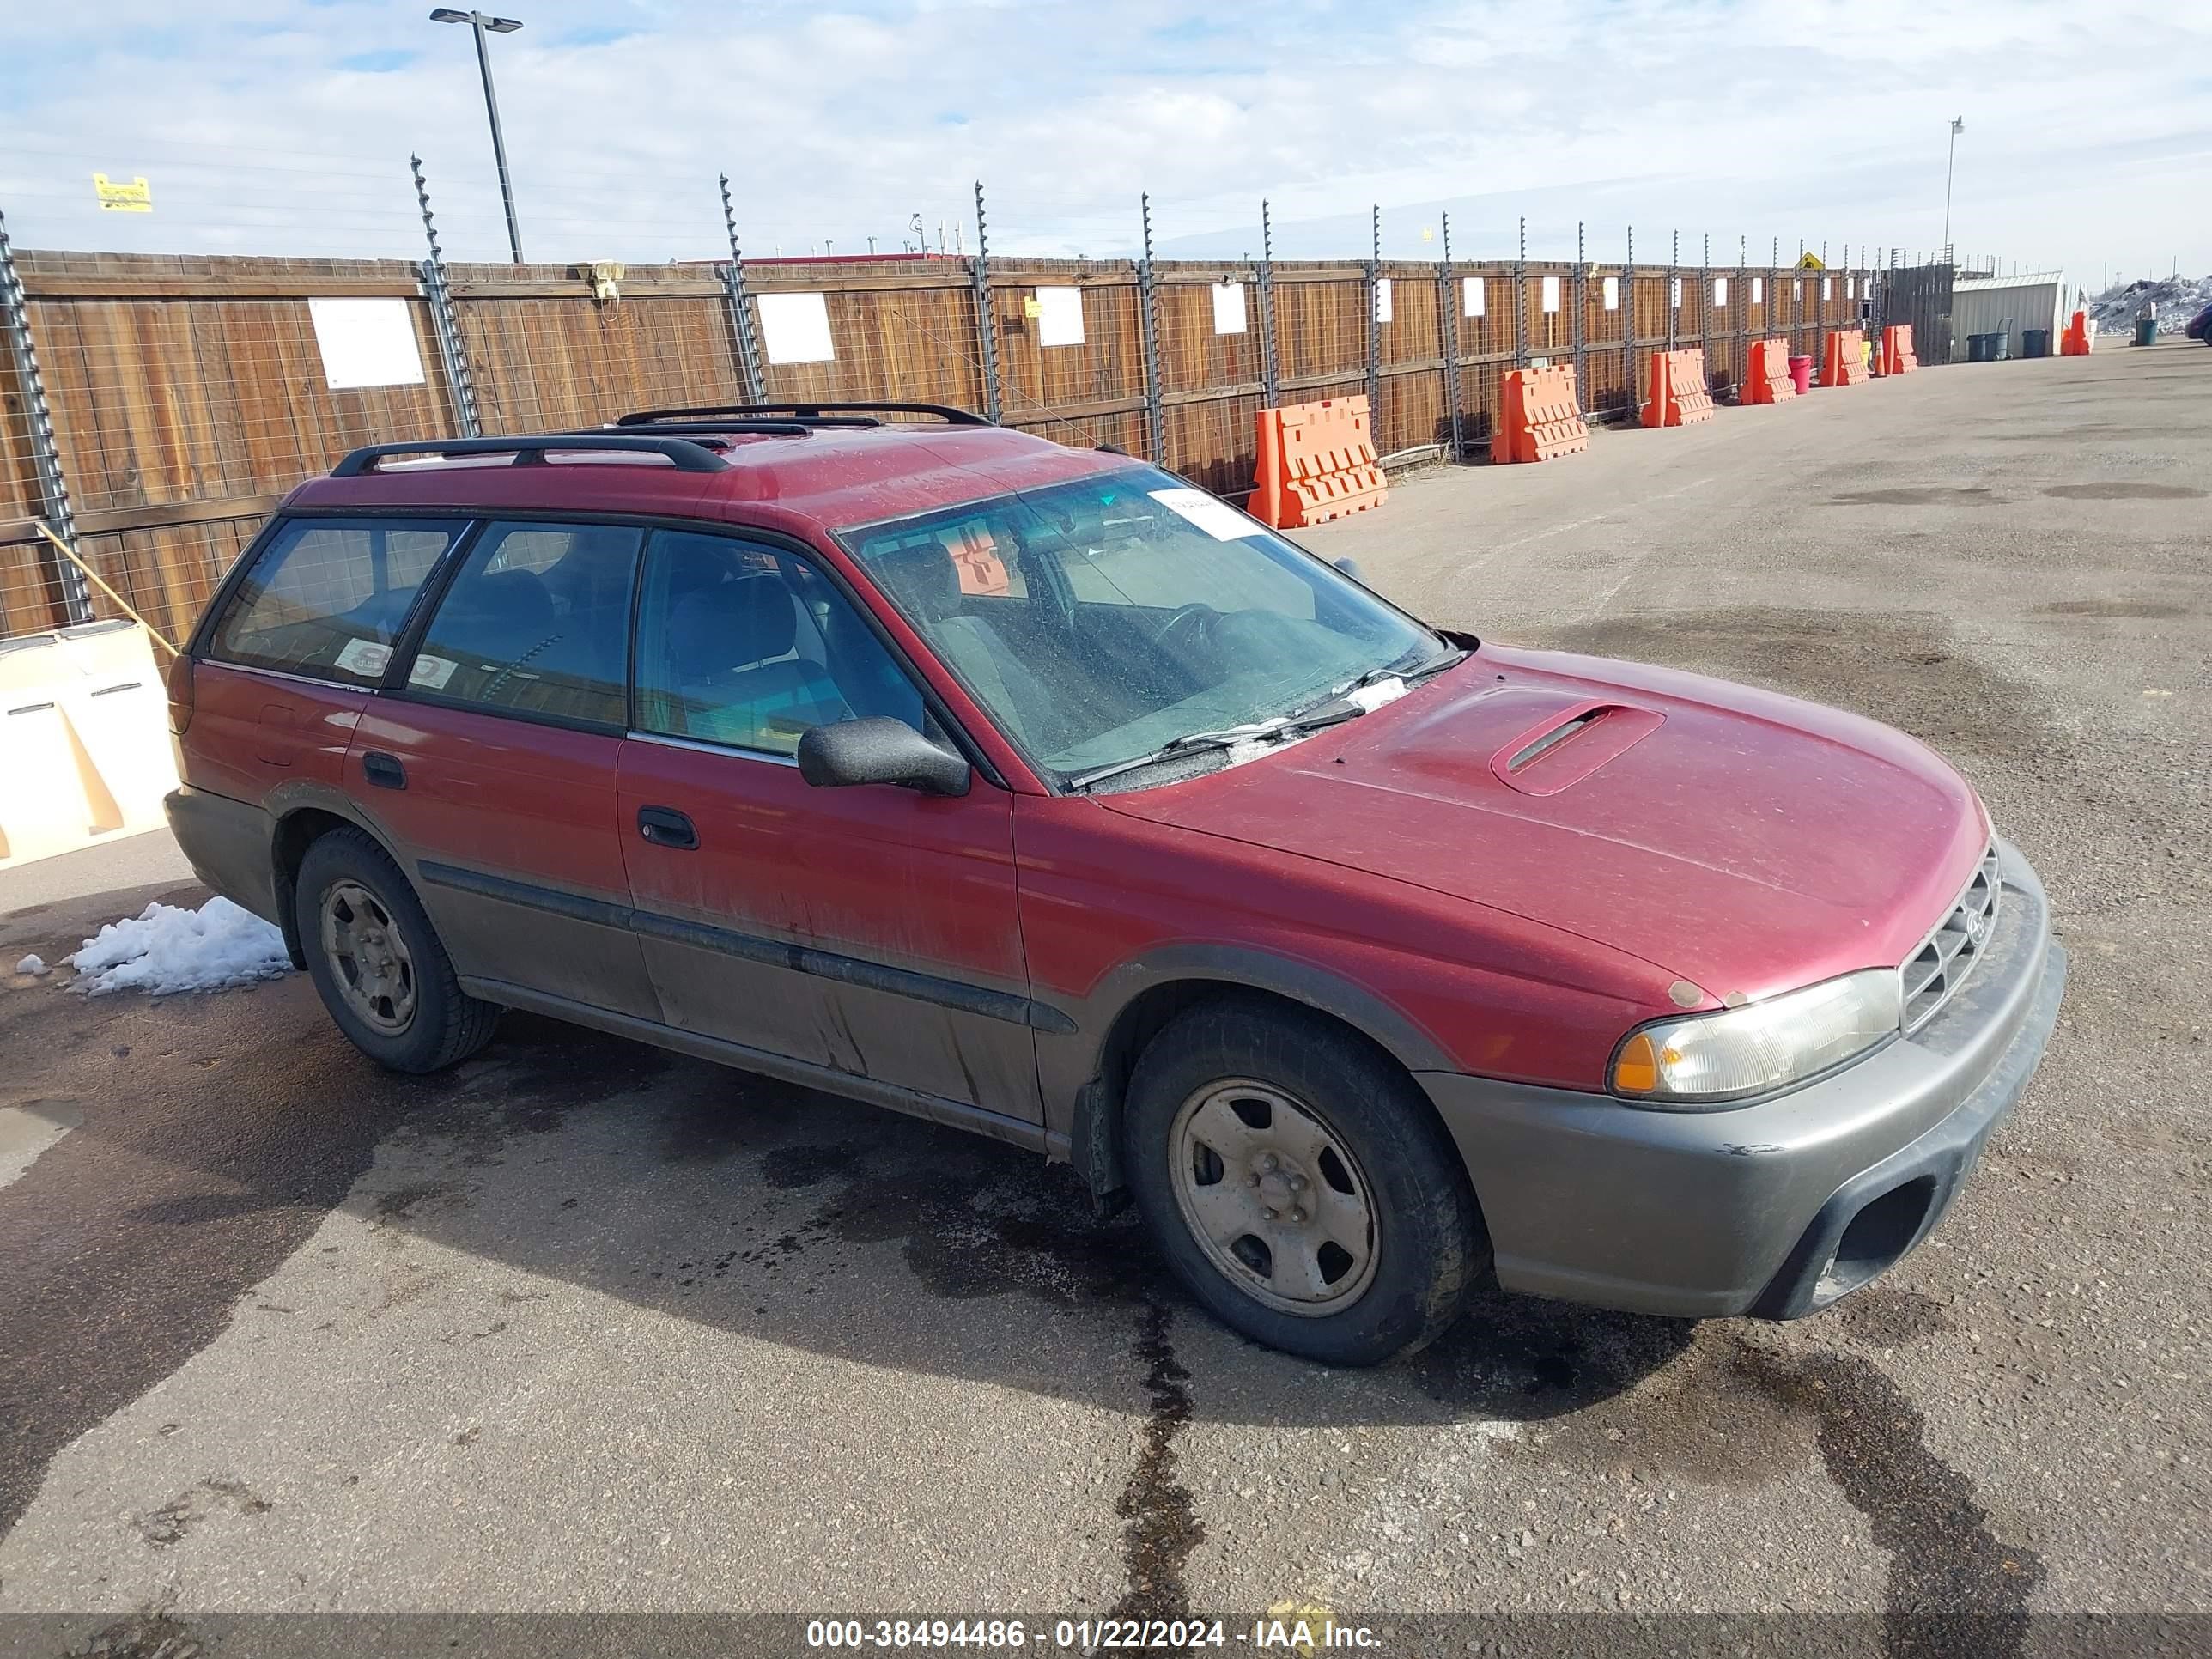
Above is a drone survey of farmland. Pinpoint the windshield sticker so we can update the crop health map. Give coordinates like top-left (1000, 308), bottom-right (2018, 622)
top-left (1148, 487), bottom-right (1260, 542)
top-left (408, 653), bottom-right (459, 690)
top-left (332, 638), bottom-right (392, 678)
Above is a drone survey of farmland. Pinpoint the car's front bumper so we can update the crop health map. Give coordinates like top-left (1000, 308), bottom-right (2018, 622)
top-left (1417, 838), bottom-right (2066, 1319)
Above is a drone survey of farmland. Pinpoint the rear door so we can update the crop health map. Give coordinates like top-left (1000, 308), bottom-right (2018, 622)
top-left (359, 519), bottom-right (659, 1019)
top-left (616, 526), bottom-right (1039, 1123)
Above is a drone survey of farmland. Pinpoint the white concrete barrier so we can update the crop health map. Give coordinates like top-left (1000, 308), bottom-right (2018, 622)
top-left (0, 621), bottom-right (179, 871)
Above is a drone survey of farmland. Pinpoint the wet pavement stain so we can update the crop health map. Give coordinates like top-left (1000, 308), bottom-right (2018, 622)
top-left (760, 1142), bottom-right (866, 1189)
top-left (1828, 1285), bottom-right (1956, 1348)
top-left (1826, 486), bottom-right (1997, 507)
top-left (2036, 598), bottom-right (2190, 620)
top-left (69, 1612), bottom-right (203, 1658)
top-left (1733, 1340), bottom-right (2045, 1659)
top-left (1109, 1301), bottom-right (1202, 1624)
top-left (2042, 482), bottom-right (2204, 501)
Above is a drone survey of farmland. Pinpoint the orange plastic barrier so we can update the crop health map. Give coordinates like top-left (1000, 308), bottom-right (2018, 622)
top-left (1251, 396), bottom-right (1389, 528)
top-left (1741, 338), bottom-right (1796, 405)
top-left (1875, 325), bottom-right (1919, 377)
top-left (2059, 310), bottom-right (2092, 356)
top-left (1821, 330), bottom-right (1871, 386)
top-left (1490, 365), bottom-right (1589, 464)
top-left (1641, 349), bottom-right (1715, 427)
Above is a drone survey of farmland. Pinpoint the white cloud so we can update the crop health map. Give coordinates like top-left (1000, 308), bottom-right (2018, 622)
top-left (0, 0), bottom-right (2206, 286)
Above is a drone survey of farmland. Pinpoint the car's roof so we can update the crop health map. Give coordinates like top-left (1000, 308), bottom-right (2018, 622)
top-left (288, 420), bottom-right (1133, 536)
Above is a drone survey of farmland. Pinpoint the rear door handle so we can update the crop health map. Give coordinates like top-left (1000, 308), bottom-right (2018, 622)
top-left (362, 750), bottom-right (406, 790)
top-left (637, 805), bottom-right (697, 850)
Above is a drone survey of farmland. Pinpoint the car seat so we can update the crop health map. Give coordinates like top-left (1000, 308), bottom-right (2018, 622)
top-left (661, 574), bottom-right (849, 750)
top-left (867, 538), bottom-right (1060, 753)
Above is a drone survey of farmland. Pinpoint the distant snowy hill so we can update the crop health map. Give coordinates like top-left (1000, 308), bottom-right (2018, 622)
top-left (2087, 275), bottom-right (2212, 336)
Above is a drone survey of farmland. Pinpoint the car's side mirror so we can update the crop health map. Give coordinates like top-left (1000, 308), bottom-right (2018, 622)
top-left (1331, 556), bottom-right (1364, 581)
top-left (797, 718), bottom-right (971, 797)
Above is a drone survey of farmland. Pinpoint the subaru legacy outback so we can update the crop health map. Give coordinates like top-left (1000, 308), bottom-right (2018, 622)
top-left (165, 403), bottom-right (2067, 1365)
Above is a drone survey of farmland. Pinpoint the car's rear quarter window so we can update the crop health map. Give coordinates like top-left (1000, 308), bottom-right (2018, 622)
top-left (209, 517), bottom-right (467, 684)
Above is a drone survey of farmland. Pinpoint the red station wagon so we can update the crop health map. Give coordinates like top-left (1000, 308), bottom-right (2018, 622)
top-left (165, 404), bottom-right (2068, 1365)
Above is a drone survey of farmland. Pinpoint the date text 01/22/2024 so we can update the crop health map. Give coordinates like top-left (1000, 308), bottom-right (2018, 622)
top-left (803, 1618), bottom-right (1383, 1650)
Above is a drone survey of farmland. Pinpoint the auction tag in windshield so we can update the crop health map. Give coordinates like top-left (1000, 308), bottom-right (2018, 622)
top-left (1150, 487), bottom-right (1261, 541)
top-left (332, 638), bottom-right (392, 678)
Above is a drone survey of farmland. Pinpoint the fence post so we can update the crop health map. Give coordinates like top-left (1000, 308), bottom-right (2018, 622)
top-left (1364, 204), bottom-right (1382, 423)
top-left (717, 173), bottom-right (768, 404)
top-left (1667, 230), bottom-right (1678, 356)
top-left (1819, 240), bottom-right (1830, 380)
top-left (0, 207), bottom-right (91, 625)
top-left (1513, 216), bottom-right (1528, 370)
top-left (972, 180), bottom-right (1003, 424)
top-left (1700, 232), bottom-right (1711, 388)
top-left (1571, 220), bottom-right (1587, 414)
top-left (1438, 212), bottom-right (1462, 460)
top-left (1256, 198), bottom-right (1279, 412)
top-left (1137, 193), bottom-right (1164, 465)
top-left (411, 156), bottom-right (481, 440)
top-left (1624, 224), bottom-right (1635, 421)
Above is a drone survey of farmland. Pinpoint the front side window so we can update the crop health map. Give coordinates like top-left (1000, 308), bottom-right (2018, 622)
top-left (404, 520), bottom-right (641, 728)
top-left (840, 465), bottom-right (1442, 782)
top-left (633, 530), bottom-right (924, 757)
top-left (209, 516), bottom-right (465, 684)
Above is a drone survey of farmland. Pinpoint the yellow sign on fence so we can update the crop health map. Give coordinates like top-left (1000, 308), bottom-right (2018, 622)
top-left (93, 173), bottom-right (153, 212)
top-left (1795, 252), bottom-right (1826, 270)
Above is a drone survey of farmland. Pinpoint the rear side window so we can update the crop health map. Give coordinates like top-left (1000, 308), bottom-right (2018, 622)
top-left (209, 517), bottom-right (465, 684)
top-left (404, 520), bottom-right (643, 729)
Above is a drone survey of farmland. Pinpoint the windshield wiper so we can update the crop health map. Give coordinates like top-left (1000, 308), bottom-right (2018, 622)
top-left (1285, 646), bottom-right (1470, 723)
top-left (1066, 705), bottom-right (1367, 792)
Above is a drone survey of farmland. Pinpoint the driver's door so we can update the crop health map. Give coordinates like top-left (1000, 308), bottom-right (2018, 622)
top-left (616, 527), bottom-right (1040, 1124)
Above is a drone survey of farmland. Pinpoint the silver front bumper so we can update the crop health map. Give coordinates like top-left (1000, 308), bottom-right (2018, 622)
top-left (1417, 839), bottom-right (2067, 1319)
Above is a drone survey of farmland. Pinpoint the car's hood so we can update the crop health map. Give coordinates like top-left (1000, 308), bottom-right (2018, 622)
top-left (1100, 644), bottom-right (1990, 1000)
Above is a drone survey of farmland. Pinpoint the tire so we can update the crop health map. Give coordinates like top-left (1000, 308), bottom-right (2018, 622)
top-left (1121, 995), bottom-right (1486, 1365)
top-left (294, 827), bottom-right (500, 1074)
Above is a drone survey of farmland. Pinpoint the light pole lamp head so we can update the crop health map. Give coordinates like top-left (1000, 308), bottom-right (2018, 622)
top-left (428, 9), bottom-right (471, 21)
top-left (484, 15), bottom-right (523, 30)
top-left (1951, 116), bottom-right (1965, 135)
top-left (430, 9), bottom-right (523, 27)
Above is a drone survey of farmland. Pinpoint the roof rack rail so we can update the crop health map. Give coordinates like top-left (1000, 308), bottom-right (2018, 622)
top-left (330, 435), bottom-right (731, 477)
top-left (613, 402), bottom-right (994, 429)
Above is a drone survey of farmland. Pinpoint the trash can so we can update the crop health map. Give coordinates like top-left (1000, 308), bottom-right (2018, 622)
top-left (2132, 317), bottom-right (2158, 347)
top-left (1787, 355), bottom-right (1814, 395)
top-left (2022, 328), bottom-right (2051, 359)
top-left (1966, 333), bottom-right (1991, 362)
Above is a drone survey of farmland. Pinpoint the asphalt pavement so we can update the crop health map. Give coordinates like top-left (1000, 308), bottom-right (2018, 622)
top-left (0, 343), bottom-right (2204, 1656)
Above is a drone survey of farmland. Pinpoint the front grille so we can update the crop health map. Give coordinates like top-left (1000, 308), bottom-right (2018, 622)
top-left (1900, 844), bottom-right (2002, 1034)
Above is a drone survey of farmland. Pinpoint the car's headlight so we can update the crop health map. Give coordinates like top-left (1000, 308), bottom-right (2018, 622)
top-left (1609, 969), bottom-right (1902, 1106)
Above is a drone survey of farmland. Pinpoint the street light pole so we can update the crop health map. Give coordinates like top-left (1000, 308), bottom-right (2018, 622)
top-left (430, 9), bottom-right (526, 264)
top-left (1942, 116), bottom-right (1964, 261)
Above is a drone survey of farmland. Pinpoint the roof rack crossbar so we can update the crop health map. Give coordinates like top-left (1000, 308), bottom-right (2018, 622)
top-left (329, 435), bottom-right (730, 477)
top-left (613, 401), bottom-right (994, 428)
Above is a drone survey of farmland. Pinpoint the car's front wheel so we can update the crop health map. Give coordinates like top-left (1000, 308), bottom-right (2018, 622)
top-left (1122, 997), bottom-right (1486, 1365)
top-left (295, 828), bottom-right (500, 1074)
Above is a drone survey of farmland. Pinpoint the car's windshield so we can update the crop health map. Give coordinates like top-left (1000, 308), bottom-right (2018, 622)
top-left (840, 465), bottom-right (1445, 784)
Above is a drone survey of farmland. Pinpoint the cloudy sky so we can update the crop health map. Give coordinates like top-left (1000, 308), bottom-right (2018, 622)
top-left (3, 0), bottom-right (2208, 284)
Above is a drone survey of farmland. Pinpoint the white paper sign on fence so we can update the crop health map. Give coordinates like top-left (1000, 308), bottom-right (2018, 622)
top-left (307, 299), bottom-right (425, 391)
top-left (1602, 275), bottom-right (1620, 311)
top-left (1373, 278), bottom-right (1393, 323)
top-left (1713, 276), bottom-right (1729, 306)
top-left (1462, 276), bottom-right (1485, 318)
top-left (757, 292), bottom-right (836, 364)
top-left (1036, 286), bottom-right (1085, 348)
top-left (1540, 276), bottom-right (1561, 313)
top-left (1211, 282), bottom-right (1247, 336)
top-left (1752, 276), bottom-right (1765, 304)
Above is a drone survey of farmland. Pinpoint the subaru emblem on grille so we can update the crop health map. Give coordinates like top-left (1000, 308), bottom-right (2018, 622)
top-left (1966, 913), bottom-right (1985, 942)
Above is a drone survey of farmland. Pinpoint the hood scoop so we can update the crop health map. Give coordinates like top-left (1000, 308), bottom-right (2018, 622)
top-left (1488, 700), bottom-right (1663, 796)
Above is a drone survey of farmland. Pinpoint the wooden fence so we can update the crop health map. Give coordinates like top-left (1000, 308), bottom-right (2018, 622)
top-left (0, 246), bottom-right (1881, 647)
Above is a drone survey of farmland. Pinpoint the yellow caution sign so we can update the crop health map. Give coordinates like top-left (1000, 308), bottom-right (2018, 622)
top-left (1022, 295), bottom-right (1042, 319)
top-left (1795, 252), bottom-right (1825, 270)
top-left (93, 173), bottom-right (153, 213)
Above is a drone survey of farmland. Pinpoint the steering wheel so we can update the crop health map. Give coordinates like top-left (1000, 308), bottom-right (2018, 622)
top-left (1147, 602), bottom-right (1220, 660)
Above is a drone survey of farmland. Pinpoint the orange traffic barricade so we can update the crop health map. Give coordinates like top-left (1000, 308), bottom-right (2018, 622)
top-left (1641, 349), bottom-right (1715, 427)
top-left (2059, 310), bottom-right (2092, 356)
top-left (1821, 329), bottom-right (1871, 386)
top-left (1251, 396), bottom-right (1389, 529)
top-left (1742, 337), bottom-right (1796, 404)
top-left (1490, 364), bottom-right (1589, 464)
top-left (1874, 325), bottom-right (1919, 377)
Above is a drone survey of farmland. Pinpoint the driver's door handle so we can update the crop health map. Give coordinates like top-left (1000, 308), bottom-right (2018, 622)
top-left (637, 805), bottom-right (697, 850)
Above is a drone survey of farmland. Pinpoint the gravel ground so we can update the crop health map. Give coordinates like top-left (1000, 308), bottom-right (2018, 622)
top-left (0, 343), bottom-right (2203, 1657)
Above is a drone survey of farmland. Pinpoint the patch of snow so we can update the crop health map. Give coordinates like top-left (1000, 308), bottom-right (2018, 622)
top-left (2087, 274), bottom-right (2212, 337)
top-left (14, 954), bottom-right (46, 977)
top-left (66, 897), bottom-right (292, 996)
top-left (1346, 676), bottom-right (1409, 712)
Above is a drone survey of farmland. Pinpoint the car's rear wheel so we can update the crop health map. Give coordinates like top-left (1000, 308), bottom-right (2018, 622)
top-left (1123, 996), bottom-right (1486, 1365)
top-left (295, 828), bottom-right (500, 1074)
